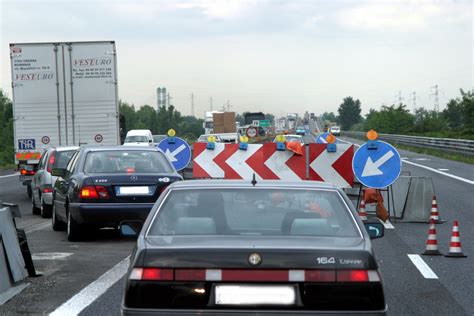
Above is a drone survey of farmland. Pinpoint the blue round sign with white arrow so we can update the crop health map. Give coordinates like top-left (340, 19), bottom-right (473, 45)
top-left (316, 132), bottom-right (330, 144)
top-left (157, 137), bottom-right (191, 171)
top-left (352, 140), bottom-right (401, 189)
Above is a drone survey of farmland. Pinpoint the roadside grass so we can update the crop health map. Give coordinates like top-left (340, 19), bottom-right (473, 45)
top-left (0, 163), bottom-right (15, 170)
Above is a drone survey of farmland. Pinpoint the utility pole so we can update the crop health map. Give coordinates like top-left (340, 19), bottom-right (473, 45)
top-left (209, 97), bottom-right (213, 111)
top-left (410, 91), bottom-right (417, 114)
top-left (431, 85), bottom-right (439, 112)
top-left (226, 100), bottom-right (230, 111)
top-left (191, 93), bottom-right (195, 117)
top-left (395, 91), bottom-right (403, 105)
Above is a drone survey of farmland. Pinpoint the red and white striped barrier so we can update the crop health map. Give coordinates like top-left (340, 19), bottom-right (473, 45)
top-left (193, 143), bottom-right (354, 188)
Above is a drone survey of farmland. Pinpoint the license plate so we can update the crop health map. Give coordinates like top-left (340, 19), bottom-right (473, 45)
top-left (116, 186), bottom-right (150, 195)
top-left (19, 175), bottom-right (32, 181)
top-left (215, 285), bottom-right (295, 305)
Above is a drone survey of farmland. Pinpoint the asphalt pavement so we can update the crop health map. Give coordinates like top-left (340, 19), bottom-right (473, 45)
top-left (0, 135), bottom-right (473, 315)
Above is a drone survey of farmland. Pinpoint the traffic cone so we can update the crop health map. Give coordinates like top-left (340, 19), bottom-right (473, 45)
top-left (422, 220), bottom-right (442, 256)
top-left (445, 221), bottom-right (467, 258)
top-left (429, 195), bottom-right (441, 223)
top-left (358, 200), bottom-right (368, 221)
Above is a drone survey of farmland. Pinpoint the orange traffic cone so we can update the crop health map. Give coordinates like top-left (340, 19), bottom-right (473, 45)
top-left (422, 220), bottom-right (442, 256)
top-left (445, 221), bottom-right (467, 258)
top-left (358, 200), bottom-right (368, 221)
top-left (429, 195), bottom-right (441, 223)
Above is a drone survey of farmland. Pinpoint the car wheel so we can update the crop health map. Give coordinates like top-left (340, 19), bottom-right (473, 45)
top-left (52, 201), bottom-right (66, 231)
top-left (67, 208), bottom-right (83, 241)
top-left (31, 194), bottom-right (40, 215)
top-left (40, 196), bottom-right (53, 218)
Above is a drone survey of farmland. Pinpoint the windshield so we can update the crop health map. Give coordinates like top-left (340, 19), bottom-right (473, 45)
top-left (152, 135), bottom-right (166, 143)
top-left (148, 188), bottom-right (359, 237)
top-left (84, 150), bottom-right (174, 174)
top-left (125, 135), bottom-right (148, 143)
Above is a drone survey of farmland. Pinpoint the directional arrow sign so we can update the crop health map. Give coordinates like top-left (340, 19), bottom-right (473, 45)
top-left (308, 143), bottom-right (354, 188)
top-left (316, 132), bottom-right (329, 144)
top-left (158, 137), bottom-right (191, 171)
top-left (193, 142), bottom-right (225, 178)
top-left (352, 141), bottom-right (401, 189)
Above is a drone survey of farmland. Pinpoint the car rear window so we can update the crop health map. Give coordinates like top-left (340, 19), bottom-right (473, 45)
top-left (148, 188), bottom-right (359, 237)
top-left (125, 136), bottom-right (148, 143)
top-left (84, 150), bottom-right (173, 174)
top-left (53, 150), bottom-right (76, 169)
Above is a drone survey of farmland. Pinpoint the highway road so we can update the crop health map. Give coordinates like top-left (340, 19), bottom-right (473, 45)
top-left (0, 135), bottom-right (473, 315)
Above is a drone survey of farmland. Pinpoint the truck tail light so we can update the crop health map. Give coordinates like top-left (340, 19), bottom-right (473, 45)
top-left (20, 169), bottom-right (36, 175)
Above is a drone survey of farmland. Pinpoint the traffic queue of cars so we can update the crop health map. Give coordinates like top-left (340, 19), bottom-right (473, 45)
top-left (29, 131), bottom-right (387, 314)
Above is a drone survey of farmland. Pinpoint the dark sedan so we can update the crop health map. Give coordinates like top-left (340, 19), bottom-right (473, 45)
top-left (120, 180), bottom-right (386, 315)
top-left (51, 146), bottom-right (182, 241)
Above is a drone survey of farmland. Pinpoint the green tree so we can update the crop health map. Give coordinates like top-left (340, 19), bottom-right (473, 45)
top-left (321, 112), bottom-right (337, 123)
top-left (136, 105), bottom-right (157, 133)
top-left (364, 105), bottom-right (414, 134)
top-left (0, 89), bottom-right (14, 166)
top-left (443, 99), bottom-right (464, 129)
top-left (265, 113), bottom-right (275, 124)
top-left (413, 108), bottom-right (447, 133)
top-left (337, 97), bottom-right (362, 130)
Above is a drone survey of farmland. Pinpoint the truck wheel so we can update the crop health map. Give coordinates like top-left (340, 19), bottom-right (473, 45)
top-left (40, 196), bottom-right (52, 218)
top-left (67, 208), bottom-right (83, 241)
top-left (52, 202), bottom-right (66, 231)
top-left (31, 194), bottom-right (40, 215)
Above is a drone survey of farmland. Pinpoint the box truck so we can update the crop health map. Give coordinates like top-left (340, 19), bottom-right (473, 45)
top-left (10, 41), bottom-right (120, 197)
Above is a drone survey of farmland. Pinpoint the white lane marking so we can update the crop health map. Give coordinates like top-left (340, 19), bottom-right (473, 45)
top-left (402, 159), bottom-right (474, 185)
top-left (32, 252), bottom-right (73, 260)
top-left (407, 254), bottom-right (438, 279)
top-left (50, 256), bottom-right (129, 316)
top-left (414, 158), bottom-right (430, 161)
top-left (339, 138), bottom-right (474, 185)
top-left (380, 219), bottom-right (395, 229)
top-left (0, 173), bottom-right (18, 179)
top-left (438, 168), bottom-right (449, 171)
top-left (24, 221), bottom-right (51, 234)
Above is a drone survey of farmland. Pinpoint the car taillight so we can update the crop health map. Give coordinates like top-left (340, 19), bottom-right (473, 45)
top-left (96, 186), bottom-right (109, 199)
top-left (337, 270), bottom-right (370, 282)
top-left (80, 185), bottom-right (109, 199)
top-left (47, 152), bottom-right (56, 173)
top-left (130, 268), bottom-right (174, 281)
top-left (43, 187), bottom-right (53, 193)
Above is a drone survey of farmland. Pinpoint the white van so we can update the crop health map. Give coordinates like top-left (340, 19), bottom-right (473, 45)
top-left (123, 130), bottom-right (154, 146)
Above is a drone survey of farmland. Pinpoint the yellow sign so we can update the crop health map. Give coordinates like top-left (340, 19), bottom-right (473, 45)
top-left (207, 135), bottom-right (216, 143)
top-left (240, 135), bottom-right (249, 143)
top-left (167, 129), bottom-right (176, 137)
top-left (275, 135), bottom-right (286, 142)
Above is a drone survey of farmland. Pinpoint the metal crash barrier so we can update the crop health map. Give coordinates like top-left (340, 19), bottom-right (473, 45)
top-left (0, 203), bottom-right (37, 299)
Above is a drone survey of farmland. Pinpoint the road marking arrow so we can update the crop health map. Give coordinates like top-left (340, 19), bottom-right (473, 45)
top-left (361, 150), bottom-right (395, 177)
top-left (165, 144), bottom-right (186, 163)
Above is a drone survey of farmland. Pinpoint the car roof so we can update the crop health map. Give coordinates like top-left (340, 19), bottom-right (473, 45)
top-left (49, 146), bottom-right (79, 152)
top-left (168, 179), bottom-right (337, 190)
top-left (79, 145), bottom-right (159, 153)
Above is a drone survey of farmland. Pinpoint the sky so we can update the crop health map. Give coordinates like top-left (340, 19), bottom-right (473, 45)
top-left (1, 0), bottom-right (472, 118)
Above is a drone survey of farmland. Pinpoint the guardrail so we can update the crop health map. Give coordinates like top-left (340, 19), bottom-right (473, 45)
top-left (341, 131), bottom-right (474, 156)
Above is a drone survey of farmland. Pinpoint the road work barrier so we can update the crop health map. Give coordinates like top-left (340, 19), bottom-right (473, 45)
top-left (0, 206), bottom-right (28, 295)
top-left (193, 142), bottom-right (354, 188)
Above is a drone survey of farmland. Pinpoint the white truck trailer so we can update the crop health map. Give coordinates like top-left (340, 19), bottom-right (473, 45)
top-left (10, 41), bottom-right (120, 196)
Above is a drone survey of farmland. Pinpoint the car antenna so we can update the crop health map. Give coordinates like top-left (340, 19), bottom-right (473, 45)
top-left (251, 173), bottom-right (257, 186)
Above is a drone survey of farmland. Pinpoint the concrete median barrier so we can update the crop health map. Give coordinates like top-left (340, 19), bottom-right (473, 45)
top-left (0, 206), bottom-right (28, 299)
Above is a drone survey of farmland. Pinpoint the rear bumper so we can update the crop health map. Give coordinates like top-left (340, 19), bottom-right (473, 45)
top-left (122, 306), bottom-right (387, 316)
top-left (69, 203), bottom-right (154, 226)
top-left (41, 192), bottom-right (53, 205)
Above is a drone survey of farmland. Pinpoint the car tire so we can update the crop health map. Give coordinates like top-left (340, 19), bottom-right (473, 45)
top-left (67, 207), bottom-right (83, 241)
top-left (52, 201), bottom-right (66, 231)
top-left (32, 194), bottom-right (40, 215)
top-left (40, 196), bottom-right (52, 218)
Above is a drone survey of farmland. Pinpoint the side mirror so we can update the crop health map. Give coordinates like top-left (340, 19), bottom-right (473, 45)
top-left (364, 222), bottom-right (384, 239)
top-left (149, 139), bottom-right (153, 143)
top-left (120, 221), bottom-right (143, 237)
top-left (51, 168), bottom-right (66, 177)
